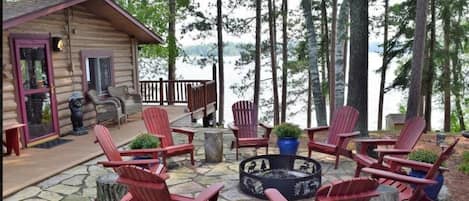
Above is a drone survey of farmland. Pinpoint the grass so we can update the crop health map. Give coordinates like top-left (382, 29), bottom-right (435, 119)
top-left (458, 151), bottom-right (469, 175)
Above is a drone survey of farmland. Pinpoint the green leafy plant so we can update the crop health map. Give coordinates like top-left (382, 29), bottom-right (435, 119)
top-left (273, 123), bottom-right (303, 139)
top-left (129, 133), bottom-right (160, 150)
top-left (458, 151), bottom-right (469, 175)
top-left (408, 149), bottom-right (439, 164)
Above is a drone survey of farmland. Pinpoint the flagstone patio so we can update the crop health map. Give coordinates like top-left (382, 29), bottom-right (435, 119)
top-left (4, 127), bottom-right (451, 201)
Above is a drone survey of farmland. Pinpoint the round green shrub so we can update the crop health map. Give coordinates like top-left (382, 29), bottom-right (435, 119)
top-left (273, 123), bottom-right (303, 138)
top-left (130, 133), bottom-right (160, 149)
top-left (408, 149), bottom-right (439, 164)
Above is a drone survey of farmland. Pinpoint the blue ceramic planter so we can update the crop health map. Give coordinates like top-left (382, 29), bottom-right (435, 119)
top-left (409, 170), bottom-right (444, 200)
top-left (277, 137), bottom-right (299, 155)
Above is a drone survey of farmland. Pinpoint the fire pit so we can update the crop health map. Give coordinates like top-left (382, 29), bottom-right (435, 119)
top-left (239, 155), bottom-right (321, 200)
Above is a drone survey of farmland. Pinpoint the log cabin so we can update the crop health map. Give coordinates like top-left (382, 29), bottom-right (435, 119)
top-left (2, 0), bottom-right (163, 147)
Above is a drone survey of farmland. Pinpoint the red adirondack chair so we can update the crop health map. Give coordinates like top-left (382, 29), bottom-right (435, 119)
top-left (362, 138), bottom-right (459, 201)
top-left (143, 107), bottom-right (196, 166)
top-left (353, 117), bottom-right (426, 177)
top-left (305, 106), bottom-right (360, 169)
top-left (116, 165), bottom-right (224, 201)
top-left (94, 125), bottom-right (167, 174)
top-left (264, 178), bottom-right (380, 201)
top-left (229, 100), bottom-right (273, 160)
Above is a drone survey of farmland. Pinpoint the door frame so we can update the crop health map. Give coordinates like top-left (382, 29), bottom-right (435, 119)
top-left (10, 34), bottom-right (60, 146)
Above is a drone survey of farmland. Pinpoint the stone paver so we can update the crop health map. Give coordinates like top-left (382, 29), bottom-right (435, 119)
top-left (4, 127), bottom-right (451, 201)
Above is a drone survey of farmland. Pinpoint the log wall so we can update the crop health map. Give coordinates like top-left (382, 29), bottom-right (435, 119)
top-left (2, 5), bottom-right (137, 136)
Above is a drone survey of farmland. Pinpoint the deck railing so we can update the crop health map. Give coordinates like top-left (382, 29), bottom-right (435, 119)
top-left (139, 78), bottom-right (217, 113)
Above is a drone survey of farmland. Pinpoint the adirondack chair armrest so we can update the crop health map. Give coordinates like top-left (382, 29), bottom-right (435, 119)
top-left (119, 148), bottom-right (167, 157)
top-left (194, 183), bottom-right (224, 201)
top-left (264, 188), bottom-right (288, 201)
top-left (374, 148), bottom-right (412, 164)
top-left (98, 159), bottom-right (160, 167)
top-left (354, 138), bottom-right (398, 154)
top-left (228, 123), bottom-right (239, 138)
top-left (383, 156), bottom-right (449, 172)
top-left (259, 123), bottom-right (272, 138)
top-left (171, 127), bottom-right (195, 143)
top-left (305, 126), bottom-right (330, 141)
top-left (362, 167), bottom-right (437, 186)
top-left (338, 131), bottom-right (361, 138)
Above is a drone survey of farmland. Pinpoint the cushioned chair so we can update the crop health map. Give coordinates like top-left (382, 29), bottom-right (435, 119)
top-left (87, 89), bottom-right (126, 128)
top-left (108, 86), bottom-right (142, 118)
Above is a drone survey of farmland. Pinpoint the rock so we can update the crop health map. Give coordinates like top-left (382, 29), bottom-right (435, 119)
top-left (82, 187), bottom-right (97, 198)
top-left (47, 184), bottom-right (80, 195)
top-left (84, 175), bottom-right (97, 187)
top-left (38, 191), bottom-right (63, 201)
top-left (438, 185), bottom-right (450, 201)
top-left (62, 175), bottom-right (86, 186)
top-left (3, 187), bottom-right (41, 201)
top-left (170, 182), bottom-right (205, 194)
top-left (61, 194), bottom-right (89, 201)
top-left (63, 166), bottom-right (88, 175)
top-left (37, 174), bottom-right (74, 189)
top-left (204, 131), bottom-right (224, 163)
top-left (371, 185), bottom-right (399, 201)
top-left (221, 187), bottom-right (254, 200)
top-left (22, 199), bottom-right (48, 201)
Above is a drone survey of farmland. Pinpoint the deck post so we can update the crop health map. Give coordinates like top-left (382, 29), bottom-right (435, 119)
top-left (159, 78), bottom-right (164, 105)
top-left (187, 84), bottom-right (192, 112)
top-left (203, 81), bottom-right (207, 117)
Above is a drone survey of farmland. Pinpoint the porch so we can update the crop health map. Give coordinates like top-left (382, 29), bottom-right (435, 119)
top-left (2, 105), bottom-right (189, 197)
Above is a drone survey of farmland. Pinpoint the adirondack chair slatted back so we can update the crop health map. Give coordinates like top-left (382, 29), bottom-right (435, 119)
top-left (394, 117), bottom-right (426, 150)
top-left (143, 108), bottom-right (174, 147)
top-left (232, 101), bottom-right (259, 138)
top-left (425, 139), bottom-right (459, 180)
top-left (315, 178), bottom-right (379, 201)
top-left (116, 166), bottom-right (170, 201)
top-left (94, 125), bottom-right (123, 162)
top-left (327, 106), bottom-right (359, 147)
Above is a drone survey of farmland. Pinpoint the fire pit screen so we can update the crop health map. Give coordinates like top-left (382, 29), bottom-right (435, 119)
top-left (239, 155), bottom-right (321, 200)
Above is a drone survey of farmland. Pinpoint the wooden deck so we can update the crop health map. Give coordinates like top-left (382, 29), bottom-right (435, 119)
top-left (2, 105), bottom-right (189, 197)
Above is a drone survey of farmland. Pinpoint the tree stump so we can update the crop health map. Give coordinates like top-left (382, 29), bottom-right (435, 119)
top-left (96, 173), bottom-right (127, 201)
top-left (204, 130), bottom-right (223, 163)
top-left (371, 185), bottom-right (399, 201)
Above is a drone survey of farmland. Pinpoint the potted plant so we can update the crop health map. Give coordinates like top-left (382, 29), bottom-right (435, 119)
top-left (408, 149), bottom-right (444, 200)
top-left (273, 123), bottom-right (303, 155)
top-left (129, 133), bottom-right (160, 160)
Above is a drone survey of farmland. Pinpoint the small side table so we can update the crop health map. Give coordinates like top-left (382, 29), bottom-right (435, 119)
top-left (3, 123), bottom-right (26, 156)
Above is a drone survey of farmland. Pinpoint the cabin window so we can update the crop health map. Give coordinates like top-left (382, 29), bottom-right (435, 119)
top-left (81, 50), bottom-right (114, 96)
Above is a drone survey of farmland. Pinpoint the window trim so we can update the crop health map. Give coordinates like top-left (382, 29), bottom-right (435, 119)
top-left (80, 50), bottom-right (114, 95)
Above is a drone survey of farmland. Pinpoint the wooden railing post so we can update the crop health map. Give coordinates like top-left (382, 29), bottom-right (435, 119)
top-left (159, 78), bottom-right (164, 105)
top-left (187, 84), bottom-right (192, 112)
top-left (203, 81), bottom-right (207, 116)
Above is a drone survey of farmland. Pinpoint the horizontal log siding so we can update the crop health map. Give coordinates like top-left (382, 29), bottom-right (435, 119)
top-left (2, 4), bottom-right (136, 136)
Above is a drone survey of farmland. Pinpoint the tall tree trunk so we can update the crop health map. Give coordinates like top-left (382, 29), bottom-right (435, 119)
top-left (268, 0), bottom-right (280, 125)
top-left (168, 0), bottom-right (176, 105)
top-left (281, 0), bottom-right (288, 123)
top-left (216, 0), bottom-right (224, 125)
top-left (302, 0), bottom-right (328, 126)
top-left (452, 39), bottom-right (466, 131)
top-left (405, 0), bottom-right (428, 120)
top-left (334, 0), bottom-right (349, 109)
top-left (442, 2), bottom-right (451, 132)
top-left (307, 68), bottom-right (312, 127)
top-left (424, 0), bottom-right (435, 132)
top-left (254, 0), bottom-right (262, 111)
top-left (377, 0), bottom-right (389, 130)
top-left (320, 0), bottom-right (330, 102)
top-left (348, 0), bottom-right (368, 135)
top-left (329, 0), bottom-right (338, 119)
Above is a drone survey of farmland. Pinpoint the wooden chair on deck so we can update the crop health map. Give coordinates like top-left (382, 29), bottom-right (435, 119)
top-left (143, 107), bottom-right (196, 166)
top-left (264, 178), bottom-right (380, 201)
top-left (353, 117), bottom-right (426, 177)
top-left (305, 106), bottom-right (360, 169)
top-left (229, 100), bottom-right (273, 160)
top-left (94, 125), bottom-right (166, 174)
top-left (116, 165), bottom-right (224, 201)
top-left (362, 139), bottom-right (459, 201)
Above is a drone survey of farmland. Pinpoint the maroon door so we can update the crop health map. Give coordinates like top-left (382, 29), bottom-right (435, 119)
top-left (12, 38), bottom-right (59, 145)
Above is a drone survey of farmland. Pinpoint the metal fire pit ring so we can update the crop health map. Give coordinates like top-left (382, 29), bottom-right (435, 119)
top-left (239, 154), bottom-right (321, 200)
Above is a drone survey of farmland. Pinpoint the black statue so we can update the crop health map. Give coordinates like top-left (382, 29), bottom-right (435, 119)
top-left (69, 92), bottom-right (88, 135)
